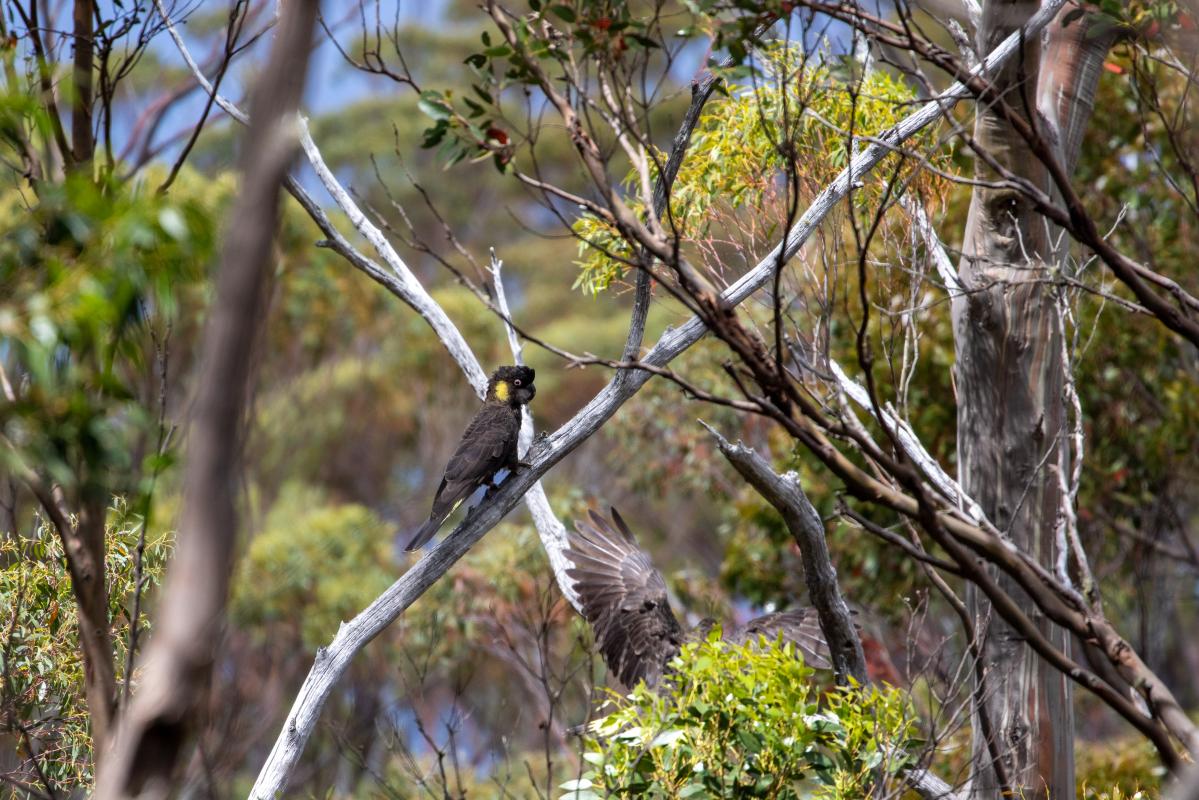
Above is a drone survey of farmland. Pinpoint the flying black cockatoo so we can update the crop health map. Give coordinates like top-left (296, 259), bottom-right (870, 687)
top-left (565, 508), bottom-right (831, 690)
top-left (405, 365), bottom-right (536, 551)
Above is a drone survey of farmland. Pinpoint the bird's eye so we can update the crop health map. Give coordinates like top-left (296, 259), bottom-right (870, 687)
top-left (514, 379), bottom-right (522, 386)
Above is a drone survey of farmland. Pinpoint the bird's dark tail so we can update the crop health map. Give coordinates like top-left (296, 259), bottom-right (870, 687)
top-left (404, 513), bottom-right (447, 551)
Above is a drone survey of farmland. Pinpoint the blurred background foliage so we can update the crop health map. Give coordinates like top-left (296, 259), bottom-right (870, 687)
top-left (0, 0), bottom-right (1196, 797)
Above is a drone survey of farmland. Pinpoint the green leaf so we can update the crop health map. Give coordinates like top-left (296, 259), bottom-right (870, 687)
top-left (421, 119), bottom-right (449, 149)
top-left (443, 146), bottom-right (469, 169)
top-left (736, 727), bottom-right (763, 753)
top-left (417, 90), bottom-right (453, 121)
top-left (472, 83), bottom-right (494, 104)
top-left (558, 778), bottom-right (593, 791)
top-left (650, 729), bottom-right (686, 748)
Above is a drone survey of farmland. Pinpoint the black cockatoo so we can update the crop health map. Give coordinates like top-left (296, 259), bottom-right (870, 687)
top-left (405, 365), bottom-right (536, 551)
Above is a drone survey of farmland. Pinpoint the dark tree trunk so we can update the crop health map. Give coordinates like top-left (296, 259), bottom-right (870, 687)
top-left (0, 477), bottom-right (16, 540)
top-left (71, 0), bottom-right (94, 169)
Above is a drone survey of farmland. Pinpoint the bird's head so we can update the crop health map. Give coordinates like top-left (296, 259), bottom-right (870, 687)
top-left (487, 365), bottom-right (536, 407)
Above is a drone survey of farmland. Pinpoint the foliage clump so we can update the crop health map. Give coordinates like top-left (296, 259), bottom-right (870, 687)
top-left (564, 634), bottom-right (918, 799)
top-left (572, 44), bottom-right (947, 294)
top-left (1075, 732), bottom-right (1163, 799)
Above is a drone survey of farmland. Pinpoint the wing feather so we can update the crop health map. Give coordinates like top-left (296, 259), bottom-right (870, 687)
top-left (443, 403), bottom-right (519, 484)
top-left (728, 608), bottom-right (832, 670)
top-left (565, 509), bottom-right (683, 689)
top-left (408, 404), bottom-right (519, 550)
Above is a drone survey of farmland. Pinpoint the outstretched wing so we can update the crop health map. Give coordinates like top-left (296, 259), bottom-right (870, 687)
top-left (727, 608), bottom-right (832, 670)
top-left (565, 508), bottom-right (684, 689)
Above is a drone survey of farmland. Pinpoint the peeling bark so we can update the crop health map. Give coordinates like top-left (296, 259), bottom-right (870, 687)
top-left (954, 2), bottom-right (1115, 796)
top-left (954, 2), bottom-right (1066, 796)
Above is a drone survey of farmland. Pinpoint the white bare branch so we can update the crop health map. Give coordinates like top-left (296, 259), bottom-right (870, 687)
top-left (153, 0), bottom-right (487, 394)
top-left (827, 360), bottom-right (989, 525)
top-left (294, 119), bottom-right (489, 393)
top-left (490, 250), bottom-right (581, 613)
top-left (902, 195), bottom-right (964, 294)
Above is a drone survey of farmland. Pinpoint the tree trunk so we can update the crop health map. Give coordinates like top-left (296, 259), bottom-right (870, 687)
top-left (94, 2), bottom-right (319, 795)
top-left (0, 477), bottom-right (16, 539)
top-left (954, 2), bottom-right (1067, 796)
top-left (69, 498), bottom-right (118, 753)
top-left (955, 2), bottom-right (1118, 796)
top-left (71, 0), bottom-right (94, 169)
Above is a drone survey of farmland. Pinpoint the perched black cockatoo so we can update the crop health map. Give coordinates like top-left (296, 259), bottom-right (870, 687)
top-left (405, 365), bottom-right (536, 551)
top-left (565, 508), bottom-right (831, 689)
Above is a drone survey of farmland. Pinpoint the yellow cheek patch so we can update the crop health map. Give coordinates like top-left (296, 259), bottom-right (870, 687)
top-left (495, 380), bottom-right (510, 402)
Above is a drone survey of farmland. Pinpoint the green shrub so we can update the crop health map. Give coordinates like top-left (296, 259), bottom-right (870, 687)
top-left (1076, 731), bottom-right (1163, 799)
top-left (564, 633), bottom-right (919, 799)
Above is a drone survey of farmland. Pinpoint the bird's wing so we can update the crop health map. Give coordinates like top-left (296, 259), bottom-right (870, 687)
top-left (407, 404), bottom-right (519, 551)
top-left (443, 403), bottom-right (519, 484)
top-left (565, 508), bottom-right (683, 689)
top-left (728, 608), bottom-right (832, 669)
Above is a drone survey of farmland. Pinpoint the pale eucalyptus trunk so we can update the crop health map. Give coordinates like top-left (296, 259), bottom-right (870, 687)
top-left (953, 2), bottom-right (1114, 797)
